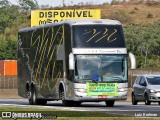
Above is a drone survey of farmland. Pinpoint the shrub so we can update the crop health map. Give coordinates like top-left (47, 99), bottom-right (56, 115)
top-left (129, 10), bottom-right (136, 14)
top-left (110, 0), bottom-right (120, 5)
top-left (134, 7), bottom-right (139, 10)
top-left (146, 1), bottom-right (160, 6)
top-left (108, 10), bottom-right (131, 23)
top-left (147, 12), bottom-right (153, 18)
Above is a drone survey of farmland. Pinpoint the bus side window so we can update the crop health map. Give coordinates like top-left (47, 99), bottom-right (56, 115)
top-left (64, 24), bottom-right (72, 81)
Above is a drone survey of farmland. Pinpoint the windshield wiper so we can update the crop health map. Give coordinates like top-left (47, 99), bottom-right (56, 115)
top-left (75, 78), bottom-right (98, 83)
top-left (111, 76), bottom-right (124, 83)
top-left (81, 78), bottom-right (98, 83)
top-left (91, 79), bottom-right (98, 83)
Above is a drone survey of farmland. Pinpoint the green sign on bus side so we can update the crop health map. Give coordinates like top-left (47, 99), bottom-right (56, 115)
top-left (86, 82), bottom-right (118, 96)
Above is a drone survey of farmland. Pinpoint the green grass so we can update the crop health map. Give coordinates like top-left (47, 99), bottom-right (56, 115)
top-left (0, 106), bottom-right (159, 120)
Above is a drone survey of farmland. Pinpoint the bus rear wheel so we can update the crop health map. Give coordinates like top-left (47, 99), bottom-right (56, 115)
top-left (28, 88), bottom-right (37, 105)
top-left (105, 101), bottom-right (115, 107)
top-left (28, 88), bottom-right (47, 105)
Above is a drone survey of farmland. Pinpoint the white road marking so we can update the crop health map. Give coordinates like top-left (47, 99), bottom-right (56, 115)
top-left (0, 104), bottom-right (86, 111)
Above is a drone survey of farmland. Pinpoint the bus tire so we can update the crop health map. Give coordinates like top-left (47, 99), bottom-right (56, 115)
top-left (28, 88), bottom-right (38, 105)
top-left (105, 101), bottom-right (115, 107)
top-left (59, 86), bottom-right (73, 106)
top-left (28, 91), bottom-right (33, 105)
top-left (59, 87), bottom-right (67, 106)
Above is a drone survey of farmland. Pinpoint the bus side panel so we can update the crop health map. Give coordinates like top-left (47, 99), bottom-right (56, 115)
top-left (18, 32), bottom-right (31, 98)
top-left (18, 25), bottom-right (65, 99)
top-left (35, 25), bottom-right (64, 98)
top-left (64, 24), bottom-right (75, 99)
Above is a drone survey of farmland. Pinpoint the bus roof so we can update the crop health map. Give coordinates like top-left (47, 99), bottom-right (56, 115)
top-left (62, 19), bottom-right (121, 25)
top-left (18, 19), bottom-right (122, 33)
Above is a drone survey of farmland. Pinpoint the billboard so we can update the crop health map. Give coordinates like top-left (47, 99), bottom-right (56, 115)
top-left (31, 9), bottom-right (101, 26)
top-left (0, 60), bottom-right (17, 76)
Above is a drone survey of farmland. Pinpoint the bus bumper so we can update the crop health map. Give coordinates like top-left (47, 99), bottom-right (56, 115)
top-left (70, 91), bottom-right (127, 102)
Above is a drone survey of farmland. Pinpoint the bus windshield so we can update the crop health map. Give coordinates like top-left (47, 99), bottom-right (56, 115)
top-left (74, 55), bottom-right (127, 83)
top-left (73, 25), bottom-right (125, 48)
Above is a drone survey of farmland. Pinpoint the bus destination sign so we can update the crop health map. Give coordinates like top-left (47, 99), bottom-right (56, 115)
top-left (86, 83), bottom-right (118, 96)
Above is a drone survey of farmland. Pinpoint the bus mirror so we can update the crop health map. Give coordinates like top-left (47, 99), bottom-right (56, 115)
top-left (69, 53), bottom-right (75, 70)
top-left (129, 52), bottom-right (136, 69)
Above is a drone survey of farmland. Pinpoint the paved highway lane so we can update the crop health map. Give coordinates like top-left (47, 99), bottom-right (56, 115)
top-left (0, 99), bottom-right (160, 117)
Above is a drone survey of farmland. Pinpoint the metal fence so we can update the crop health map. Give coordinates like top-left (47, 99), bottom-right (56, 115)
top-left (0, 76), bottom-right (17, 89)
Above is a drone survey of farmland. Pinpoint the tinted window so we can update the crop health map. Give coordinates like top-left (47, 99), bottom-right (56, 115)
top-left (73, 25), bottom-right (125, 48)
top-left (135, 76), bottom-right (141, 85)
top-left (139, 77), bottom-right (146, 86)
top-left (146, 76), bottom-right (160, 85)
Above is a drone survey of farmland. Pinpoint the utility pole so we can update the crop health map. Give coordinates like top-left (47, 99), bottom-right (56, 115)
top-left (62, 0), bottom-right (65, 7)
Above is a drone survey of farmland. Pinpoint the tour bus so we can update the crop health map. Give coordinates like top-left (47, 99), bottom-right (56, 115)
top-left (18, 19), bottom-right (136, 107)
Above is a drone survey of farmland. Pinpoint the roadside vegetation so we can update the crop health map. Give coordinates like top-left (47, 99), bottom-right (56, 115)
top-left (0, 0), bottom-right (160, 68)
top-left (0, 106), bottom-right (159, 120)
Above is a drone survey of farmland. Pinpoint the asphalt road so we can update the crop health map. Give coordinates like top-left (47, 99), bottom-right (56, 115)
top-left (0, 99), bottom-right (160, 117)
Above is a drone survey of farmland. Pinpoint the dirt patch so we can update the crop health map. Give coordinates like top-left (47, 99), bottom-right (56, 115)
top-left (0, 89), bottom-right (22, 99)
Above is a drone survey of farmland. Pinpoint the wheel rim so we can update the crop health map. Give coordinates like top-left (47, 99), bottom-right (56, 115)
top-left (33, 91), bottom-right (36, 103)
top-left (145, 95), bottom-right (147, 102)
top-left (61, 91), bottom-right (64, 100)
top-left (145, 98), bottom-right (147, 104)
top-left (145, 95), bottom-right (150, 105)
top-left (27, 91), bottom-right (31, 98)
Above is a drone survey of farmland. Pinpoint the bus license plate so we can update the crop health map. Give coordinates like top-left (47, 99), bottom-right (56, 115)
top-left (98, 96), bottom-right (107, 98)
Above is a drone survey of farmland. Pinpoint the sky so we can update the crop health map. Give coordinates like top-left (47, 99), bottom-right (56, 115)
top-left (8, 0), bottom-right (111, 7)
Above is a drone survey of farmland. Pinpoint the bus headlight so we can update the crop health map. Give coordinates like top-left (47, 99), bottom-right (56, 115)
top-left (118, 88), bottom-right (127, 92)
top-left (75, 88), bottom-right (86, 93)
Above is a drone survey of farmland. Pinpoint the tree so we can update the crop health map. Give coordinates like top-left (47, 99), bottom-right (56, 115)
top-left (124, 20), bottom-right (160, 68)
top-left (0, 0), bottom-right (10, 8)
top-left (18, 0), bottom-right (39, 13)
